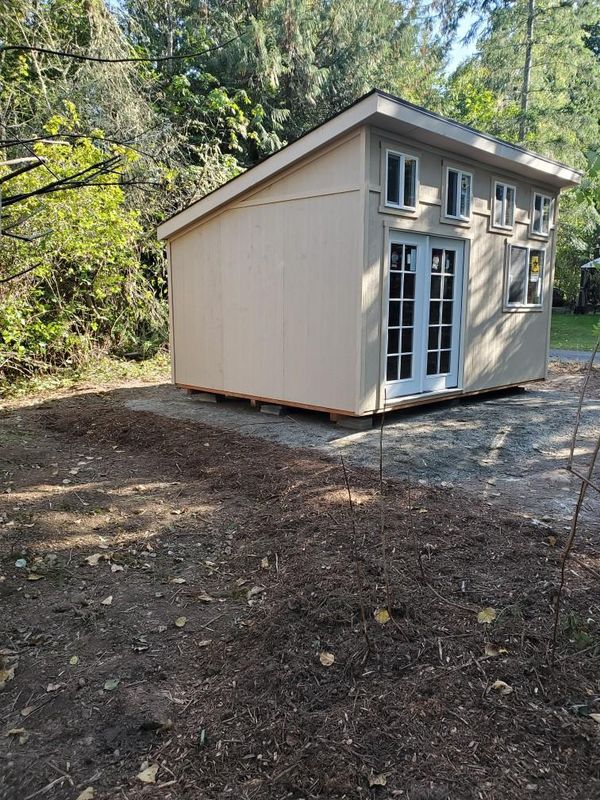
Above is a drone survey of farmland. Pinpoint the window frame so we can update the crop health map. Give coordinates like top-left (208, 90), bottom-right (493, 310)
top-left (384, 148), bottom-right (419, 212)
top-left (491, 180), bottom-right (516, 232)
top-left (530, 191), bottom-right (553, 238)
top-left (444, 166), bottom-right (473, 223)
top-left (504, 243), bottom-right (546, 311)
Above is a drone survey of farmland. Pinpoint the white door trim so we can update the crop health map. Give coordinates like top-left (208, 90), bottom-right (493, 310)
top-left (380, 229), bottom-right (468, 405)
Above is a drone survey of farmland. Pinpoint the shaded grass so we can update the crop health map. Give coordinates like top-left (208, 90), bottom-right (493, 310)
top-left (0, 351), bottom-right (170, 400)
top-left (550, 312), bottom-right (600, 351)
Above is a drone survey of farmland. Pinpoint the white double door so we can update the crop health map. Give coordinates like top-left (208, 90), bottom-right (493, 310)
top-left (384, 232), bottom-right (465, 400)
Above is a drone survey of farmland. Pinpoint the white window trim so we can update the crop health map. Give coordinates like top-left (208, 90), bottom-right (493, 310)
top-left (530, 191), bottom-right (553, 238)
top-left (491, 180), bottom-right (516, 232)
top-left (504, 243), bottom-right (546, 311)
top-left (384, 149), bottom-right (419, 212)
top-left (444, 166), bottom-right (473, 222)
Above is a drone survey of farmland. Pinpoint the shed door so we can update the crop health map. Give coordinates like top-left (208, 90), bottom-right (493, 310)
top-left (384, 234), bottom-right (464, 400)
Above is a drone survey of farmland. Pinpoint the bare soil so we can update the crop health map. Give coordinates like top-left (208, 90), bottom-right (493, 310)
top-left (1, 369), bottom-right (599, 800)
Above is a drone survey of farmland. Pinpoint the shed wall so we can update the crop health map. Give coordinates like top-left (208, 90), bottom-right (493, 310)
top-left (169, 131), bottom-right (366, 414)
top-left (361, 126), bottom-right (557, 413)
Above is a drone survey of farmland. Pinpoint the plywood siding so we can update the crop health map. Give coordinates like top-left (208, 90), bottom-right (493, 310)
top-left (169, 131), bottom-right (366, 414)
top-left (361, 127), bottom-right (557, 413)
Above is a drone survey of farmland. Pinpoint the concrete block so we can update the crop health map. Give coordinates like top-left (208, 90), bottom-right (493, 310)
top-left (335, 415), bottom-right (373, 431)
top-left (186, 390), bottom-right (217, 403)
top-left (260, 403), bottom-right (285, 416)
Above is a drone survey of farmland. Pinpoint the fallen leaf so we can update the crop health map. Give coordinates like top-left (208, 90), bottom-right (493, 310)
top-left (368, 773), bottom-right (387, 787)
top-left (101, 595), bottom-right (113, 606)
top-left (170, 577), bottom-right (186, 584)
top-left (175, 616), bottom-right (187, 628)
top-left (589, 713), bottom-right (600, 723)
top-left (0, 665), bottom-right (15, 690)
top-left (484, 643), bottom-right (508, 658)
top-left (490, 679), bottom-right (513, 695)
top-left (477, 607), bottom-right (497, 624)
top-left (85, 553), bottom-right (103, 566)
top-left (548, 535), bottom-right (557, 547)
top-left (246, 586), bottom-right (265, 600)
top-left (261, 557), bottom-right (269, 569)
top-left (70, 656), bottom-right (79, 666)
top-left (197, 639), bottom-right (212, 647)
top-left (75, 789), bottom-right (95, 800)
top-left (103, 678), bottom-right (120, 691)
top-left (6, 727), bottom-right (26, 736)
top-left (111, 564), bottom-right (124, 573)
top-left (373, 608), bottom-right (390, 625)
top-left (319, 651), bottom-right (335, 667)
top-left (196, 590), bottom-right (213, 602)
top-left (26, 572), bottom-right (44, 582)
top-left (137, 763), bottom-right (159, 784)
top-left (46, 683), bottom-right (63, 692)
top-left (20, 706), bottom-right (34, 718)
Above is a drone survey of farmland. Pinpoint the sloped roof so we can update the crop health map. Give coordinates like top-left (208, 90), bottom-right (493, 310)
top-left (158, 88), bottom-right (582, 240)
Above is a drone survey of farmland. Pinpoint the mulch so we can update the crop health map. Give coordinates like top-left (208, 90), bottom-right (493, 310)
top-left (1, 387), bottom-right (599, 800)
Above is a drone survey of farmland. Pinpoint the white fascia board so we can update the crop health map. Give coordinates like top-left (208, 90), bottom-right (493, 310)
top-left (374, 95), bottom-right (582, 189)
top-left (157, 93), bottom-right (379, 240)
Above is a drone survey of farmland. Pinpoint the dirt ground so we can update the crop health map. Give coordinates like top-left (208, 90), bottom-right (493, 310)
top-left (1, 363), bottom-right (599, 800)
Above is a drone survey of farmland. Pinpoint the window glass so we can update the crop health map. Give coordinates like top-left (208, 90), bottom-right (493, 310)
top-left (447, 170), bottom-right (458, 217)
top-left (507, 246), bottom-right (528, 305)
top-left (505, 186), bottom-right (515, 227)
top-left (506, 246), bottom-right (544, 307)
top-left (386, 152), bottom-right (417, 210)
top-left (404, 158), bottom-right (417, 208)
top-left (494, 183), bottom-right (504, 227)
top-left (386, 153), bottom-right (400, 206)
top-left (527, 250), bottom-right (544, 304)
top-left (532, 193), bottom-right (551, 235)
top-left (459, 173), bottom-right (471, 218)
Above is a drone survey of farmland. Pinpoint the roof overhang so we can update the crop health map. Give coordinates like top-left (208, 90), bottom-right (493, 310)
top-left (158, 90), bottom-right (582, 241)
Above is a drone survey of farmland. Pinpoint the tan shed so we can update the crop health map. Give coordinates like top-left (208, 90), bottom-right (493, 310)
top-left (157, 89), bottom-right (581, 425)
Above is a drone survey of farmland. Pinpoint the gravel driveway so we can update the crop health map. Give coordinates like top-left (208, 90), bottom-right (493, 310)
top-left (126, 381), bottom-right (599, 525)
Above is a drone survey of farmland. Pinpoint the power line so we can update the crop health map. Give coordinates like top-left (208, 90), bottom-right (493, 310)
top-left (0, 33), bottom-right (243, 64)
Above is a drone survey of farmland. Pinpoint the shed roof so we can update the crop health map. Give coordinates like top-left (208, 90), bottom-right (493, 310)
top-left (158, 88), bottom-right (583, 240)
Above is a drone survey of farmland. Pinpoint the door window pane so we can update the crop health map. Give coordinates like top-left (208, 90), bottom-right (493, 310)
top-left (427, 351), bottom-right (439, 375)
top-left (430, 275), bottom-right (442, 298)
top-left (441, 325), bottom-right (452, 349)
top-left (403, 301), bottom-right (414, 326)
top-left (429, 300), bottom-right (440, 324)
top-left (400, 355), bottom-right (412, 380)
top-left (403, 272), bottom-right (415, 299)
top-left (387, 356), bottom-right (399, 382)
top-left (444, 250), bottom-right (455, 274)
top-left (387, 328), bottom-right (399, 354)
top-left (390, 272), bottom-right (402, 298)
top-left (428, 326), bottom-right (439, 350)
top-left (389, 301), bottom-right (400, 327)
top-left (401, 327), bottom-right (413, 353)
top-left (442, 302), bottom-right (453, 324)
top-left (440, 350), bottom-right (451, 374)
top-left (443, 276), bottom-right (454, 299)
top-left (431, 249), bottom-right (443, 272)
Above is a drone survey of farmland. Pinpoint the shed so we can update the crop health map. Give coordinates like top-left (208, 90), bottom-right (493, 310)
top-left (157, 89), bottom-right (581, 424)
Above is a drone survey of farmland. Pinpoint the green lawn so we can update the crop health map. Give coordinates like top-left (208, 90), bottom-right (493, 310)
top-left (550, 312), bottom-right (600, 351)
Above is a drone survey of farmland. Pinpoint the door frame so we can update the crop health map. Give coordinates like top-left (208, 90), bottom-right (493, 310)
top-left (378, 222), bottom-right (470, 409)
